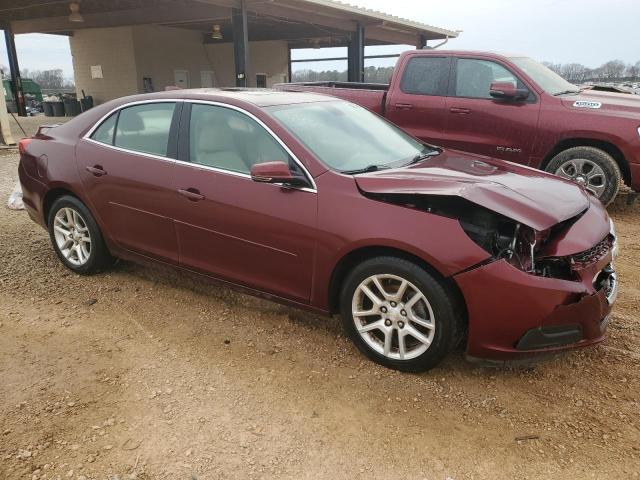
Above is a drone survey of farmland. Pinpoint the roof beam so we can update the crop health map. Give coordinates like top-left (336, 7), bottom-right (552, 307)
top-left (10, 3), bottom-right (231, 34)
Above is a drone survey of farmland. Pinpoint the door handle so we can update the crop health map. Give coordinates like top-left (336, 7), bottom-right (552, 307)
top-left (449, 107), bottom-right (471, 115)
top-left (86, 165), bottom-right (107, 176)
top-left (395, 103), bottom-right (414, 110)
top-left (178, 188), bottom-right (205, 201)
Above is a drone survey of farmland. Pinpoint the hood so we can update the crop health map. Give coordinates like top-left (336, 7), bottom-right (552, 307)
top-left (561, 89), bottom-right (640, 116)
top-left (355, 150), bottom-right (590, 231)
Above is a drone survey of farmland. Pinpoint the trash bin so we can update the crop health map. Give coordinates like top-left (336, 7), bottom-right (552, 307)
top-left (43, 102), bottom-right (54, 117)
top-left (51, 101), bottom-right (65, 117)
top-left (63, 98), bottom-right (81, 117)
top-left (80, 96), bottom-right (94, 112)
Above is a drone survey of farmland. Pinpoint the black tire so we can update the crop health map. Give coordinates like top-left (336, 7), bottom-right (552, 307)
top-left (47, 195), bottom-right (112, 275)
top-left (339, 256), bottom-right (464, 372)
top-left (545, 146), bottom-right (621, 206)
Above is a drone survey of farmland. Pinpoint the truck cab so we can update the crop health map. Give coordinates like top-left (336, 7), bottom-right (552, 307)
top-left (279, 50), bottom-right (640, 205)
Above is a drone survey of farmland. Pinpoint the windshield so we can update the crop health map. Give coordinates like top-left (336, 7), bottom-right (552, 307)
top-left (509, 57), bottom-right (580, 95)
top-left (267, 101), bottom-right (433, 173)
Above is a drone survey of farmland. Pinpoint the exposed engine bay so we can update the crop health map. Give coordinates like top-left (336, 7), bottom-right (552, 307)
top-left (364, 193), bottom-right (612, 281)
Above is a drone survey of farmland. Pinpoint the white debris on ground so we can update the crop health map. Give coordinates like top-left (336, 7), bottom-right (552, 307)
top-left (6, 182), bottom-right (24, 210)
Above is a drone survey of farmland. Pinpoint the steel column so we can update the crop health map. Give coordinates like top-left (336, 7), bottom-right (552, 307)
top-left (232, 1), bottom-right (249, 87)
top-left (4, 25), bottom-right (27, 117)
top-left (347, 23), bottom-right (364, 82)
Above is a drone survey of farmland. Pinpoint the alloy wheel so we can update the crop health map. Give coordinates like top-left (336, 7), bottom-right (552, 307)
top-left (351, 274), bottom-right (435, 361)
top-left (53, 207), bottom-right (92, 266)
top-left (555, 158), bottom-right (606, 198)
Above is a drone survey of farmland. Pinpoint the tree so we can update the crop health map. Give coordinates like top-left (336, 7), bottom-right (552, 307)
top-left (600, 60), bottom-right (626, 81)
top-left (627, 61), bottom-right (640, 80)
top-left (560, 63), bottom-right (588, 83)
top-left (19, 68), bottom-right (70, 89)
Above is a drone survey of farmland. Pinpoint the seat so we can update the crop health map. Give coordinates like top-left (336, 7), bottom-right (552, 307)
top-left (192, 116), bottom-right (248, 173)
top-left (458, 62), bottom-right (494, 98)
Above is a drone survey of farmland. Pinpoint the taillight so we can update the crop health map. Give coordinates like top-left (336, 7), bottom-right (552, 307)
top-left (18, 137), bottom-right (32, 155)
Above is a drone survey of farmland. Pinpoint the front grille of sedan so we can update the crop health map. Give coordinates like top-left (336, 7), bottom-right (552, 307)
top-left (569, 236), bottom-right (612, 268)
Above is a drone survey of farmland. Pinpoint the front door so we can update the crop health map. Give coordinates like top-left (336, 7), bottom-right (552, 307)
top-left (171, 102), bottom-right (318, 302)
top-left (443, 57), bottom-right (541, 163)
top-left (385, 55), bottom-right (451, 145)
top-left (76, 101), bottom-right (180, 263)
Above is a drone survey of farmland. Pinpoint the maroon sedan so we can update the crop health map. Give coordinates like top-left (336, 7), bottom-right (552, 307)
top-left (18, 90), bottom-right (618, 371)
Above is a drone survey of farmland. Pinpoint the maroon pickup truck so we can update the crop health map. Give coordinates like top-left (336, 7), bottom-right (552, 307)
top-left (277, 50), bottom-right (640, 205)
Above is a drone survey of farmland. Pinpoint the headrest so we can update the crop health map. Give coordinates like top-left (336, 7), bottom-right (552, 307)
top-left (118, 110), bottom-right (144, 132)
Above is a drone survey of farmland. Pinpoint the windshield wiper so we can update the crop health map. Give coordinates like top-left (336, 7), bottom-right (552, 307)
top-left (406, 149), bottom-right (441, 166)
top-left (342, 164), bottom-right (390, 175)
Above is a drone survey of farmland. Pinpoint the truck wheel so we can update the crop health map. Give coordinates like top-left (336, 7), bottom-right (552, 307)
top-left (545, 147), bottom-right (621, 205)
top-left (339, 256), bottom-right (464, 372)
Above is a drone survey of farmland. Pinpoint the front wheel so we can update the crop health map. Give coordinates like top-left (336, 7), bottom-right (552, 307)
top-left (340, 257), bottom-right (464, 372)
top-left (545, 146), bottom-right (621, 205)
top-left (47, 195), bottom-right (112, 274)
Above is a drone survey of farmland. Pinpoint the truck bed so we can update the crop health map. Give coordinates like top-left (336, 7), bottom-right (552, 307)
top-left (274, 82), bottom-right (388, 114)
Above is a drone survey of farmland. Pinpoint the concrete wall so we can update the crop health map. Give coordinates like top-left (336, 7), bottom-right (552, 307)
top-left (70, 24), bottom-right (289, 104)
top-left (69, 27), bottom-right (139, 104)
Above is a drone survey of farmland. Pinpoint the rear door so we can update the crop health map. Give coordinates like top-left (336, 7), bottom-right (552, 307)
top-left (442, 57), bottom-right (541, 163)
top-left (385, 55), bottom-right (451, 145)
top-left (76, 101), bottom-right (181, 263)
top-left (170, 102), bottom-right (318, 302)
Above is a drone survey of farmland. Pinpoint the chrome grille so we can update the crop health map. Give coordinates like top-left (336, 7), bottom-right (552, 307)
top-left (570, 236), bottom-right (612, 268)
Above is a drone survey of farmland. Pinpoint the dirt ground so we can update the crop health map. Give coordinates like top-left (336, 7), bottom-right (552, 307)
top-left (0, 143), bottom-right (639, 479)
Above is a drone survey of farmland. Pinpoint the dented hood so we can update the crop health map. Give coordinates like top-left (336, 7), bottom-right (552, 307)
top-left (355, 150), bottom-right (590, 231)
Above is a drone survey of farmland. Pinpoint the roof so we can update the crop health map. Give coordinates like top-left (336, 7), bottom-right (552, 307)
top-left (6, 0), bottom-right (459, 44)
top-left (298, 0), bottom-right (459, 39)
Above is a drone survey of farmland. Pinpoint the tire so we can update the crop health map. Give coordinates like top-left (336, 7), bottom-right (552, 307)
top-left (339, 256), bottom-right (464, 372)
top-left (47, 195), bottom-right (112, 275)
top-left (545, 146), bottom-right (621, 206)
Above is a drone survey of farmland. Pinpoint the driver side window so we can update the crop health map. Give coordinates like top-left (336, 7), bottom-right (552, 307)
top-left (455, 59), bottom-right (524, 99)
top-left (188, 104), bottom-right (292, 175)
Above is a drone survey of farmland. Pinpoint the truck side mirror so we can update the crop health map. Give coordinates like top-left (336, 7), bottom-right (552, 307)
top-left (490, 82), bottom-right (530, 101)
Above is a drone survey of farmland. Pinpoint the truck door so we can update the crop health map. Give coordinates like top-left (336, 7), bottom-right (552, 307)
top-left (385, 55), bottom-right (451, 145)
top-left (443, 57), bottom-right (541, 163)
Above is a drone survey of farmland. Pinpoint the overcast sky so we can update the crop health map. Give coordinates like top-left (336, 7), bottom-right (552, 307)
top-left (1, 0), bottom-right (639, 78)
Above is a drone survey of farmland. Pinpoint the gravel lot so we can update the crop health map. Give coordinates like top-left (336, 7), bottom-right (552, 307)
top-left (0, 143), bottom-right (639, 479)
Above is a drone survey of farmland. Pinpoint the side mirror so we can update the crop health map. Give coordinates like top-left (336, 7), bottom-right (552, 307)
top-left (250, 161), bottom-right (309, 187)
top-left (489, 81), bottom-right (529, 101)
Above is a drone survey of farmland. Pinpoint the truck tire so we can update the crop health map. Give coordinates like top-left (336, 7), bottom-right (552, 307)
top-left (340, 256), bottom-right (464, 372)
top-left (545, 146), bottom-right (621, 205)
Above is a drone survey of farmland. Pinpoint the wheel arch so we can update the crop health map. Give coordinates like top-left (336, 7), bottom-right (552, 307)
top-left (327, 245), bottom-right (467, 318)
top-left (541, 138), bottom-right (630, 187)
top-left (43, 187), bottom-right (80, 224)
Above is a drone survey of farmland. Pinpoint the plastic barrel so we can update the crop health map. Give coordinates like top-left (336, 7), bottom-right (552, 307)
top-left (43, 102), bottom-right (54, 117)
top-left (51, 101), bottom-right (65, 117)
top-left (63, 99), bottom-right (81, 117)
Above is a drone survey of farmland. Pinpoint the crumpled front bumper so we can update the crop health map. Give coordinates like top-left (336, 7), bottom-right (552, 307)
top-left (454, 227), bottom-right (617, 361)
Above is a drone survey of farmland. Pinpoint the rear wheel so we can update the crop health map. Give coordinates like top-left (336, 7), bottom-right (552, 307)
top-left (340, 256), bottom-right (463, 372)
top-left (47, 195), bottom-right (112, 274)
top-left (545, 146), bottom-right (621, 205)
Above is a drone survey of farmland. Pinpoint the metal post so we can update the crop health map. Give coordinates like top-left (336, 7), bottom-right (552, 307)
top-left (232, 0), bottom-right (249, 87)
top-left (347, 23), bottom-right (364, 82)
top-left (417, 34), bottom-right (428, 49)
top-left (4, 25), bottom-right (27, 117)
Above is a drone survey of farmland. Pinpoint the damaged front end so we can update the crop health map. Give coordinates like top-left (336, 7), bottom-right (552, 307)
top-left (364, 191), bottom-right (617, 360)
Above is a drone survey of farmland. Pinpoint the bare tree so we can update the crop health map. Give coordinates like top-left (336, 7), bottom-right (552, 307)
top-left (20, 68), bottom-right (69, 89)
top-left (628, 61), bottom-right (640, 80)
top-left (600, 60), bottom-right (626, 81)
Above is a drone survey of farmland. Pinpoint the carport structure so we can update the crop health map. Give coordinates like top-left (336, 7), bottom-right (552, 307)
top-left (1, 0), bottom-right (458, 115)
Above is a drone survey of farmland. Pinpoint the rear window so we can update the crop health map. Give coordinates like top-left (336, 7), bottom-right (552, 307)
top-left (90, 112), bottom-right (117, 145)
top-left (400, 57), bottom-right (450, 96)
top-left (113, 103), bottom-right (176, 157)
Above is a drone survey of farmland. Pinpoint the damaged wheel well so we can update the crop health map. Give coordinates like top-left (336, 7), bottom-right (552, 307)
top-left (328, 246), bottom-right (467, 322)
